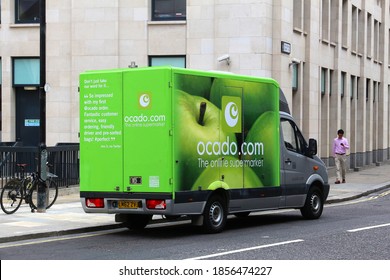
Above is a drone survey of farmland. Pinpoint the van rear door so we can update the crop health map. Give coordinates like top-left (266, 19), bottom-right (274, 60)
top-left (122, 68), bottom-right (173, 194)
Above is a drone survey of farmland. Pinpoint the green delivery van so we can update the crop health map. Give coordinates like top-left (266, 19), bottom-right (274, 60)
top-left (79, 66), bottom-right (329, 233)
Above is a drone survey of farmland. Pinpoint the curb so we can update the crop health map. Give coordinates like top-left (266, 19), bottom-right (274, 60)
top-left (326, 184), bottom-right (390, 204)
top-left (0, 223), bottom-right (125, 244)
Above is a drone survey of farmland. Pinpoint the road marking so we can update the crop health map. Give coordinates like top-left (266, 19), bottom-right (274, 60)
top-left (368, 190), bottom-right (390, 201)
top-left (185, 239), bottom-right (304, 260)
top-left (347, 223), bottom-right (390, 233)
top-left (327, 188), bottom-right (390, 208)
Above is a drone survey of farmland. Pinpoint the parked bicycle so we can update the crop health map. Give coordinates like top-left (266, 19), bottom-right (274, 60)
top-left (0, 163), bottom-right (58, 214)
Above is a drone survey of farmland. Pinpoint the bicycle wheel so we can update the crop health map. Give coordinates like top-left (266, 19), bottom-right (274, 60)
top-left (0, 179), bottom-right (24, 214)
top-left (30, 179), bottom-right (59, 210)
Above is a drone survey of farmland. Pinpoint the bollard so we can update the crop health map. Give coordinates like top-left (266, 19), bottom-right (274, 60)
top-left (37, 147), bottom-right (48, 213)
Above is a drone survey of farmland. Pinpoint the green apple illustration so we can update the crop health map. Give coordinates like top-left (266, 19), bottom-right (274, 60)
top-left (243, 111), bottom-right (280, 187)
top-left (210, 78), bottom-right (278, 132)
top-left (192, 156), bottom-right (262, 191)
top-left (175, 90), bottom-right (238, 190)
top-left (175, 74), bottom-right (213, 99)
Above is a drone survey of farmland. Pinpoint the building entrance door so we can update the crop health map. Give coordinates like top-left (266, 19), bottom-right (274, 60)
top-left (15, 87), bottom-right (40, 147)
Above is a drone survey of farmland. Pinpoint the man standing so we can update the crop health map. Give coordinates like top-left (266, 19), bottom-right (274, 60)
top-left (333, 129), bottom-right (349, 184)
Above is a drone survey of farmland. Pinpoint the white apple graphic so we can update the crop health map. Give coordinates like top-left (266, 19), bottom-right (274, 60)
top-left (175, 90), bottom-right (237, 190)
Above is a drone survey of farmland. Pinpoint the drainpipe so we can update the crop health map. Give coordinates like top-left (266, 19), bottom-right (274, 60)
top-left (37, 0), bottom-right (47, 213)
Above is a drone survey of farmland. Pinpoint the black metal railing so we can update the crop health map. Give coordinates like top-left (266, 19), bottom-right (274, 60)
top-left (0, 143), bottom-right (79, 188)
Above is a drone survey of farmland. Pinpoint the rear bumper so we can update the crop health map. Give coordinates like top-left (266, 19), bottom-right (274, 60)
top-left (81, 197), bottom-right (175, 214)
top-left (80, 191), bottom-right (206, 215)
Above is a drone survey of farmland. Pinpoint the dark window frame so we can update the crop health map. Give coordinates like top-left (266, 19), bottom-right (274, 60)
top-left (15, 0), bottom-right (40, 24)
top-left (152, 0), bottom-right (186, 21)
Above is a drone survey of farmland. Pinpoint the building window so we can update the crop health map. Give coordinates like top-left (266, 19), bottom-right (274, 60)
top-left (321, 0), bottom-right (330, 41)
top-left (374, 20), bottom-right (381, 61)
top-left (341, 72), bottom-right (346, 97)
top-left (149, 56), bottom-right (186, 68)
top-left (13, 58), bottom-right (40, 86)
top-left (329, 70), bottom-right (333, 96)
top-left (358, 9), bottom-right (364, 54)
top-left (293, 0), bottom-right (303, 30)
top-left (388, 29), bottom-right (390, 65)
top-left (350, 75), bottom-right (355, 99)
top-left (15, 0), bottom-right (39, 24)
top-left (152, 0), bottom-right (186, 21)
top-left (366, 78), bottom-right (371, 102)
top-left (351, 6), bottom-right (358, 53)
top-left (367, 13), bottom-right (372, 57)
top-left (321, 68), bottom-right (326, 95)
top-left (342, 0), bottom-right (348, 47)
top-left (373, 81), bottom-right (380, 102)
top-left (292, 64), bottom-right (299, 91)
top-left (357, 77), bottom-right (360, 99)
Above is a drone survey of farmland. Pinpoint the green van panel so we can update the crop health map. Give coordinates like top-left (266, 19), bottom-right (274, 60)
top-left (80, 70), bottom-right (124, 193)
top-left (122, 68), bottom-right (173, 193)
top-left (172, 70), bottom-right (280, 191)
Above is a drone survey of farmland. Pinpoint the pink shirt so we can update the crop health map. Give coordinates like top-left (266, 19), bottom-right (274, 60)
top-left (333, 137), bottom-right (349, 156)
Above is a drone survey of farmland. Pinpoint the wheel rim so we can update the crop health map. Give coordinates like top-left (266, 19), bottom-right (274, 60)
top-left (310, 194), bottom-right (320, 213)
top-left (209, 202), bottom-right (223, 226)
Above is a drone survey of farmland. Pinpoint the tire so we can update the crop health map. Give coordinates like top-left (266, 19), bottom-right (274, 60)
top-left (202, 194), bottom-right (227, 234)
top-left (0, 179), bottom-right (24, 214)
top-left (124, 214), bottom-right (152, 230)
top-left (30, 179), bottom-right (59, 210)
top-left (300, 186), bottom-right (324, 219)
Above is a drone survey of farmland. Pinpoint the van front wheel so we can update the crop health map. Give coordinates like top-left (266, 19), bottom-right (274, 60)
top-left (202, 195), bottom-right (227, 234)
top-left (300, 186), bottom-right (323, 219)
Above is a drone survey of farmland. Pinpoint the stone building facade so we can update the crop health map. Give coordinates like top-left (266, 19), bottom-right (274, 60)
top-left (1, 0), bottom-right (390, 169)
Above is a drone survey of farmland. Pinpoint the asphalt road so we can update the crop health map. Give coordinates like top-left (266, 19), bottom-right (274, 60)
top-left (1, 189), bottom-right (390, 260)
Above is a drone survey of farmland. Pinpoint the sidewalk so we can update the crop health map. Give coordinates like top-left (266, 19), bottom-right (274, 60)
top-left (1, 163), bottom-right (390, 244)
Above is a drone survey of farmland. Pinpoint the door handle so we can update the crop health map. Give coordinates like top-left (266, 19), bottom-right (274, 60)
top-left (285, 158), bottom-right (292, 164)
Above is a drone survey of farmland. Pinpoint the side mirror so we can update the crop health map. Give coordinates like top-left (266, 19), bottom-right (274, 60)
top-left (308, 138), bottom-right (317, 156)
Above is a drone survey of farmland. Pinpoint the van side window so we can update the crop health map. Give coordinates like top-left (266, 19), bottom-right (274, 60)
top-left (281, 119), bottom-right (307, 155)
top-left (295, 129), bottom-right (307, 154)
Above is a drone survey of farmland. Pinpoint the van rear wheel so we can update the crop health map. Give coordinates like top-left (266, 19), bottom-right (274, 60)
top-left (202, 194), bottom-right (227, 234)
top-left (300, 186), bottom-right (323, 219)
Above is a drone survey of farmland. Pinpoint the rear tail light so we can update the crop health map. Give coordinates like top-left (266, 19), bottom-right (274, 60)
top-left (86, 198), bottom-right (104, 208)
top-left (146, 199), bottom-right (166, 210)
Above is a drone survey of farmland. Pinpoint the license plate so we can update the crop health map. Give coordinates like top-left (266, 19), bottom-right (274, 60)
top-left (118, 200), bottom-right (141, 209)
